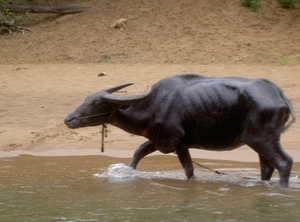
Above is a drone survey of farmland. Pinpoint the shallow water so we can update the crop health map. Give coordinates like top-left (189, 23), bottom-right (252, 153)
top-left (1, 155), bottom-right (300, 221)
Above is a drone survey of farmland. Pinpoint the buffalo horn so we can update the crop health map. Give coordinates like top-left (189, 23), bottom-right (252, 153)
top-left (103, 83), bottom-right (134, 94)
top-left (102, 85), bottom-right (152, 105)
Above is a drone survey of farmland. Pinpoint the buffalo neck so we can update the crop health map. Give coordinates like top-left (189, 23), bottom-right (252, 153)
top-left (109, 105), bottom-right (149, 137)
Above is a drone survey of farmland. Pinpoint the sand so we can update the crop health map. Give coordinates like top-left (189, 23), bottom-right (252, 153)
top-left (1, 64), bottom-right (299, 162)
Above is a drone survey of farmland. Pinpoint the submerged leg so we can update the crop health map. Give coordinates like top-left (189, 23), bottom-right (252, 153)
top-left (128, 141), bottom-right (157, 169)
top-left (176, 146), bottom-right (194, 180)
top-left (259, 154), bottom-right (275, 181)
top-left (248, 140), bottom-right (293, 187)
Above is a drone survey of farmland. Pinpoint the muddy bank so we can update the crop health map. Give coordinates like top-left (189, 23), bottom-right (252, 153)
top-left (1, 64), bottom-right (299, 162)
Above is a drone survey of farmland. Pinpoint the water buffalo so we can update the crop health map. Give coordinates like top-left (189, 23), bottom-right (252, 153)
top-left (65, 74), bottom-right (295, 187)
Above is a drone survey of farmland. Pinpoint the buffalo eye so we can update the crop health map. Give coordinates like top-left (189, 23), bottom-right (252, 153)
top-left (92, 100), bottom-right (100, 107)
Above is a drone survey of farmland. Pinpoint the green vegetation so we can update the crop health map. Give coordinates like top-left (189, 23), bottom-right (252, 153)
top-left (240, 0), bottom-right (260, 12)
top-left (269, 56), bottom-right (291, 65)
top-left (277, 0), bottom-right (296, 8)
top-left (240, 0), bottom-right (297, 11)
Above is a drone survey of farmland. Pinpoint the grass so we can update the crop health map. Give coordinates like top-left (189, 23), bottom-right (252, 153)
top-left (269, 56), bottom-right (291, 65)
top-left (240, 0), bottom-right (260, 12)
top-left (278, 0), bottom-right (296, 8)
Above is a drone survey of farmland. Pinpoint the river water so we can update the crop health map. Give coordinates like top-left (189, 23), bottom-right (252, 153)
top-left (1, 155), bottom-right (300, 221)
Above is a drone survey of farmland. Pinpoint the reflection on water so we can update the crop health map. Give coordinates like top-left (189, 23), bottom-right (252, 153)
top-left (1, 155), bottom-right (300, 221)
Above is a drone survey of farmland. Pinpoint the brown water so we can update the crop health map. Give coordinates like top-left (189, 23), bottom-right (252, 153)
top-left (1, 155), bottom-right (300, 221)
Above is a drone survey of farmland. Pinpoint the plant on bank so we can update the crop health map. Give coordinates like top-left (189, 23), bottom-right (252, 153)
top-left (0, 0), bottom-right (7, 5)
top-left (277, 0), bottom-right (296, 8)
top-left (240, 0), bottom-right (260, 12)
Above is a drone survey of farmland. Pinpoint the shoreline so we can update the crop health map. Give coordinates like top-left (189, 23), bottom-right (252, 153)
top-left (1, 148), bottom-right (300, 163)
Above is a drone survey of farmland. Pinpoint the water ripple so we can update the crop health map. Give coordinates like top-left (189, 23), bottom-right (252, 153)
top-left (94, 163), bottom-right (300, 189)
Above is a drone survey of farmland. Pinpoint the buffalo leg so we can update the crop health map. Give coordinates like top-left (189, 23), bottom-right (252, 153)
top-left (128, 141), bottom-right (157, 169)
top-left (176, 147), bottom-right (194, 180)
top-left (259, 154), bottom-right (275, 180)
top-left (274, 146), bottom-right (293, 187)
top-left (248, 140), bottom-right (293, 187)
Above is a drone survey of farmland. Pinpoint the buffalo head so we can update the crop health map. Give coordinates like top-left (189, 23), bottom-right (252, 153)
top-left (64, 83), bottom-right (151, 129)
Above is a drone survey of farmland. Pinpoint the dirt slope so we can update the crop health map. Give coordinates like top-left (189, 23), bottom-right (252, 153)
top-left (1, 0), bottom-right (300, 65)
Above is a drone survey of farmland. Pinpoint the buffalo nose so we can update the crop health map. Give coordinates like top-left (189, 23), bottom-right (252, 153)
top-left (64, 115), bottom-right (72, 123)
top-left (64, 115), bottom-right (75, 127)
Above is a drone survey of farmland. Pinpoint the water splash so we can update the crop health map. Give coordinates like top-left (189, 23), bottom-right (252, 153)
top-left (94, 163), bottom-right (142, 179)
top-left (94, 163), bottom-right (186, 180)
